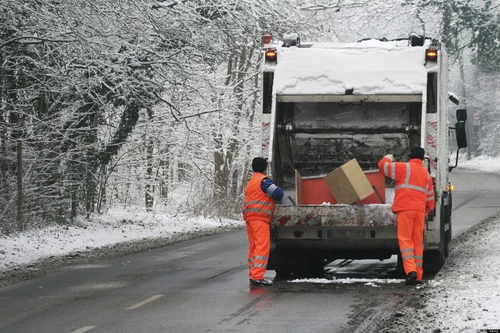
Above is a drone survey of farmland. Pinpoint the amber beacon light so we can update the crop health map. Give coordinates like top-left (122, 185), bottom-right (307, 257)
top-left (265, 49), bottom-right (277, 61)
top-left (426, 49), bottom-right (438, 61)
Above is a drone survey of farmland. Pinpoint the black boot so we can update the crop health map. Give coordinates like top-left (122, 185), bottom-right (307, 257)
top-left (250, 278), bottom-right (273, 286)
top-left (405, 271), bottom-right (417, 285)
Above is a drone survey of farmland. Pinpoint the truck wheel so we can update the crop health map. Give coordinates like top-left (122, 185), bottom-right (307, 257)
top-left (267, 248), bottom-right (285, 271)
top-left (444, 193), bottom-right (452, 258)
top-left (275, 269), bottom-right (294, 278)
top-left (268, 249), bottom-right (303, 277)
top-left (271, 250), bottom-right (324, 278)
top-left (395, 254), bottom-right (406, 276)
top-left (444, 227), bottom-right (451, 258)
top-left (425, 194), bottom-right (451, 273)
top-left (304, 257), bottom-right (326, 277)
top-left (424, 207), bottom-right (447, 274)
top-left (423, 249), bottom-right (445, 274)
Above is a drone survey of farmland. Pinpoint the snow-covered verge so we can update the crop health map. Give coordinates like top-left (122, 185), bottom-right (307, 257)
top-left (377, 212), bottom-right (500, 332)
top-left (458, 155), bottom-right (500, 174)
top-left (0, 209), bottom-right (244, 288)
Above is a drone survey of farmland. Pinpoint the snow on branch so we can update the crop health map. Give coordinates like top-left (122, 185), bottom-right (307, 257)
top-left (0, 36), bottom-right (78, 50)
top-left (299, 1), bottom-right (370, 11)
top-left (151, 0), bottom-right (188, 10)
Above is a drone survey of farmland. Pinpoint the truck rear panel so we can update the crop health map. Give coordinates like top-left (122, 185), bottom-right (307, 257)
top-left (262, 35), bottom-right (456, 273)
top-left (271, 204), bottom-right (398, 257)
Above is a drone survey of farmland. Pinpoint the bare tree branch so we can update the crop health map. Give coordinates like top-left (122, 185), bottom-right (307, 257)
top-left (152, 0), bottom-right (188, 10)
top-left (0, 36), bottom-right (77, 49)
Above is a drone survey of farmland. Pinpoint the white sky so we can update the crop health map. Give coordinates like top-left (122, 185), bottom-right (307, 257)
top-left (1, 155), bottom-right (500, 331)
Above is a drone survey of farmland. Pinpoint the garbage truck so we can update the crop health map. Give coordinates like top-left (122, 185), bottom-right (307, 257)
top-left (260, 33), bottom-right (468, 275)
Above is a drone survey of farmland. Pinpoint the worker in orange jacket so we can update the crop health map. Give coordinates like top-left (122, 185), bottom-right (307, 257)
top-left (243, 157), bottom-right (284, 287)
top-left (378, 146), bottom-right (435, 285)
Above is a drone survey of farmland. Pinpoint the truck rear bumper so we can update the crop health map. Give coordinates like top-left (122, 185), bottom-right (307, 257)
top-left (273, 226), bottom-right (399, 257)
top-left (274, 226), bottom-right (397, 247)
top-left (271, 204), bottom-right (399, 259)
top-left (271, 204), bottom-right (396, 227)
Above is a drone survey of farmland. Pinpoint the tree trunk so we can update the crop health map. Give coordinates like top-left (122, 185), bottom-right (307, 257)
top-left (17, 140), bottom-right (23, 231)
top-left (240, 65), bottom-right (260, 196)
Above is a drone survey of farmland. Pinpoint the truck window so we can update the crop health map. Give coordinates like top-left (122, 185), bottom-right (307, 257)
top-left (427, 72), bottom-right (438, 114)
top-left (262, 72), bottom-right (273, 114)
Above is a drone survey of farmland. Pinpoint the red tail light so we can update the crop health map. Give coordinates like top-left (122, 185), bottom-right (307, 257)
top-left (294, 231), bottom-right (303, 238)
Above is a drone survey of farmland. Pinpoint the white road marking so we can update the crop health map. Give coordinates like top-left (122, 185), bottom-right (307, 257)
top-left (125, 294), bottom-right (164, 310)
top-left (71, 326), bottom-right (95, 333)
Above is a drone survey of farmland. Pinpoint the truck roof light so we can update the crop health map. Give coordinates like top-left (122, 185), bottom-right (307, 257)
top-left (263, 35), bottom-right (272, 44)
top-left (426, 49), bottom-right (438, 62)
top-left (265, 49), bottom-right (277, 62)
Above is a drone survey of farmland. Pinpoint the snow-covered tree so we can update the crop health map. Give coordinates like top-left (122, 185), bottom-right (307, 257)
top-left (1, 0), bottom-right (499, 233)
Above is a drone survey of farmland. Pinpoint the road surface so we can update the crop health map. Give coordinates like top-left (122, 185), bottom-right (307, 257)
top-left (0, 169), bottom-right (499, 333)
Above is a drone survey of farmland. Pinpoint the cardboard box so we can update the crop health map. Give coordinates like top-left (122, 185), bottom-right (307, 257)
top-left (297, 170), bottom-right (385, 205)
top-left (323, 159), bottom-right (375, 204)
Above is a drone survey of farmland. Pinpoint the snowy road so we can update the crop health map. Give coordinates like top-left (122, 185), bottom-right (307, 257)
top-left (449, 168), bottom-right (500, 236)
top-left (0, 230), bottom-right (360, 332)
top-left (0, 228), bottom-right (416, 333)
top-left (0, 169), bottom-right (499, 332)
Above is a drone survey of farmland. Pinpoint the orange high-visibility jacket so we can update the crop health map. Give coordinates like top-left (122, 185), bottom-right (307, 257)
top-left (378, 157), bottom-right (435, 213)
top-left (243, 173), bottom-right (275, 223)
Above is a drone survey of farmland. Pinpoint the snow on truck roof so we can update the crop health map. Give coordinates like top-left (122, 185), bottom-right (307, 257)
top-left (272, 39), bottom-right (433, 97)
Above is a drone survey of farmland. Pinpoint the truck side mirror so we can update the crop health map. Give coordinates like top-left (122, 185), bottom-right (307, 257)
top-left (449, 93), bottom-right (460, 105)
top-left (455, 122), bottom-right (467, 148)
top-left (455, 109), bottom-right (467, 148)
top-left (456, 109), bottom-right (467, 121)
top-left (449, 109), bottom-right (468, 172)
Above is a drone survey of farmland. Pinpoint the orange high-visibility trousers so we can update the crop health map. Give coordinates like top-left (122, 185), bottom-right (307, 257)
top-left (246, 219), bottom-right (270, 280)
top-left (397, 210), bottom-right (425, 281)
